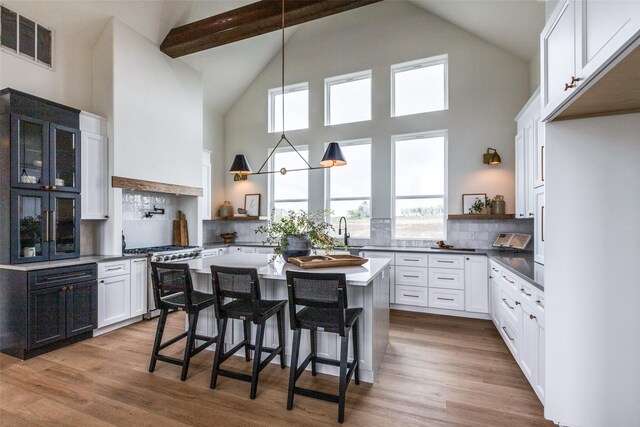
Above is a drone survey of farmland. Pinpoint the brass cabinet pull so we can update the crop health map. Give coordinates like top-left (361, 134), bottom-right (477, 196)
top-left (570, 76), bottom-right (580, 84)
top-left (564, 83), bottom-right (575, 91)
top-left (51, 186), bottom-right (57, 190)
top-left (44, 185), bottom-right (50, 190)
top-left (45, 211), bottom-right (50, 242)
top-left (51, 210), bottom-right (56, 241)
top-left (502, 298), bottom-right (514, 310)
top-left (60, 286), bottom-right (66, 291)
top-left (502, 327), bottom-right (515, 341)
top-left (520, 288), bottom-right (532, 296)
top-left (68, 285), bottom-right (74, 290)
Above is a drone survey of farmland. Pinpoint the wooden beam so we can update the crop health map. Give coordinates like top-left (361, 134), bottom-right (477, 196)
top-left (112, 176), bottom-right (203, 197)
top-left (160, 0), bottom-right (382, 58)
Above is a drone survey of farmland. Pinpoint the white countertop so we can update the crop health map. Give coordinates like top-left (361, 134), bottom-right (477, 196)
top-left (186, 253), bottom-right (390, 286)
top-left (0, 254), bottom-right (146, 271)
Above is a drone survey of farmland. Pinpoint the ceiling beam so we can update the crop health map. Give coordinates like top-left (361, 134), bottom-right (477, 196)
top-left (160, 0), bottom-right (382, 58)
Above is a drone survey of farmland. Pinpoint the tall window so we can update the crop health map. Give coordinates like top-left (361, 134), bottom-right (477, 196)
top-left (325, 139), bottom-right (371, 238)
top-left (391, 55), bottom-right (448, 117)
top-left (268, 83), bottom-right (308, 133)
top-left (269, 146), bottom-right (309, 220)
top-left (393, 132), bottom-right (447, 239)
top-left (325, 70), bottom-right (371, 126)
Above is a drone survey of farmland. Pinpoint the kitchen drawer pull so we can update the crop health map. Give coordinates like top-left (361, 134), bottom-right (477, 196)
top-left (437, 297), bottom-right (454, 301)
top-left (520, 288), bottom-right (532, 296)
top-left (403, 275), bottom-right (420, 278)
top-left (502, 298), bottom-right (514, 310)
top-left (133, 259), bottom-right (146, 263)
top-left (45, 272), bottom-right (89, 281)
top-left (402, 294), bottom-right (419, 298)
top-left (437, 260), bottom-right (454, 263)
top-left (502, 275), bottom-right (514, 284)
top-left (403, 258), bottom-right (420, 262)
top-left (106, 266), bottom-right (123, 271)
top-left (437, 277), bottom-right (454, 280)
top-left (502, 327), bottom-right (515, 341)
top-left (491, 267), bottom-right (499, 272)
top-left (529, 314), bottom-right (537, 320)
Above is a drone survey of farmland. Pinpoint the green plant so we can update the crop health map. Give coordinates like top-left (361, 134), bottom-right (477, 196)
top-left (469, 198), bottom-right (492, 214)
top-left (255, 209), bottom-right (342, 259)
top-left (20, 215), bottom-right (41, 246)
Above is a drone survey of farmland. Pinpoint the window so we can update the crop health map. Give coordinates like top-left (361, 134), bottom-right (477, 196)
top-left (268, 83), bottom-right (308, 133)
top-left (393, 131), bottom-right (447, 239)
top-left (0, 6), bottom-right (53, 68)
top-left (325, 139), bottom-right (371, 238)
top-left (391, 55), bottom-right (447, 117)
top-left (269, 146), bottom-right (309, 220)
top-left (325, 70), bottom-right (371, 125)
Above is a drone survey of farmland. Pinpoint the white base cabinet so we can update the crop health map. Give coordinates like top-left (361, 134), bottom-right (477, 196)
top-left (97, 258), bottom-right (147, 330)
top-left (464, 256), bottom-right (489, 314)
top-left (130, 258), bottom-right (148, 317)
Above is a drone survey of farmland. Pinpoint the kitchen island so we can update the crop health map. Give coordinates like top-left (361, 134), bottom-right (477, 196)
top-left (186, 253), bottom-right (391, 383)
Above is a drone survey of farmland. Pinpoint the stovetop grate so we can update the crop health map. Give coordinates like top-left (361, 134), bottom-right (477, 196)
top-left (124, 245), bottom-right (199, 255)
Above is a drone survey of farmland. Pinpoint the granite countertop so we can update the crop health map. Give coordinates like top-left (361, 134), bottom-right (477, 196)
top-left (0, 254), bottom-right (146, 272)
top-left (187, 253), bottom-right (390, 287)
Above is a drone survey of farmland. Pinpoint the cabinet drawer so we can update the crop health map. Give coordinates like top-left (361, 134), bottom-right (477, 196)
top-left (28, 264), bottom-right (97, 290)
top-left (395, 266), bottom-right (428, 287)
top-left (428, 288), bottom-right (464, 311)
top-left (517, 281), bottom-right (535, 303)
top-left (362, 251), bottom-right (395, 266)
top-left (429, 254), bottom-right (464, 269)
top-left (395, 253), bottom-right (428, 267)
top-left (500, 287), bottom-right (521, 326)
top-left (98, 259), bottom-right (131, 278)
top-left (499, 269), bottom-right (519, 291)
top-left (428, 268), bottom-right (464, 290)
top-left (489, 261), bottom-right (502, 278)
top-left (395, 285), bottom-right (428, 307)
top-left (500, 313), bottom-right (520, 358)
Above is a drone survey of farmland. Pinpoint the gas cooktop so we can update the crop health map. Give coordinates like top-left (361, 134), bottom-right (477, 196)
top-left (124, 245), bottom-right (199, 255)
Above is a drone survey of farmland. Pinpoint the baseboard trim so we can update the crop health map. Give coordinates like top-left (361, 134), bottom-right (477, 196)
top-left (390, 304), bottom-right (491, 320)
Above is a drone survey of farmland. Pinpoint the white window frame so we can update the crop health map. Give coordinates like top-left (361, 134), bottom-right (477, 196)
top-left (391, 54), bottom-right (448, 117)
top-left (268, 145), bottom-right (309, 218)
top-left (391, 130), bottom-right (448, 240)
top-left (0, 5), bottom-right (55, 70)
top-left (324, 70), bottom-right (372, 126)
top-left (267, 82), bottom-right (309, 133)
top-left (324, 138), bottom-right (372, 238)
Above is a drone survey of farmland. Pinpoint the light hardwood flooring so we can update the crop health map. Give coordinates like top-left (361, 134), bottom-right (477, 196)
top-left (0, 310), bottom-right (551, 426)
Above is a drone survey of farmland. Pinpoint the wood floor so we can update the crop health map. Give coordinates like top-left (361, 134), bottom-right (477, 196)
top-left (0, 310), bottom-right (552, 426)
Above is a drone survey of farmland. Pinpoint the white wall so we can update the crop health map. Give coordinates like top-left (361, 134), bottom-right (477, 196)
top-left (545, 113), bottom-right (640, 426)
top-left (224, 1), bottom-right (529, 219)
top-left (203, 106), bottom-right (226, 215)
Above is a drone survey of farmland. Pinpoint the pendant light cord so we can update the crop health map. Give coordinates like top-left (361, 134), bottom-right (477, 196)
top-left (281, 0), bottom-right (285, 138)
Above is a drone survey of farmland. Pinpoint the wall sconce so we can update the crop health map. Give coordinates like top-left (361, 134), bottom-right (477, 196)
top-left (483, 148), bottom-right (502, 165)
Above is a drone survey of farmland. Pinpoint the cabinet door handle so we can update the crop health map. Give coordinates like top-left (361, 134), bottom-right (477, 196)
top-left (51, 186), bottom-right (57, 190)
top-left (133, 259), bottom-right (146, 264)
top-left (520, 288), bottom-right (532, 296)
top-left (437, 277), bottom-right (454, 280)
top-left (564, 82), bottom-right (575, 91)
top-left (529, 314), bottom-right (537, 320)
top-left (60, 286), bottom-right (67, 292)
top-left (99, 280), bottom-right (105, 284)
top-left (502, 275), bottom-right (514, 284)
top-left (570, 76), bottom-right (581, 84)
top-left (528, 212), bottom-right (534, 217)
top-left (515, 301), bottom-right (521, 306)
top-left (44, 185), bottom-right (50, 190)
top-left (502, 327), bottom-right (515, 341)
top-left (492, 267), bottom-right (499, 272)
top-left (67, 285), bottom-right (74, 290)
top-left (502, 298), bottom-right (514, 310)
top-left (541, 206), bottom-right (545, 242)
top-left (437, 297), bottom-right (454, 301)
top-left (541, 145), bottom-right (545, 182)
top-left (45, 211), bottom-right (50, 242)
top-left (51, 210), bottom-right (56, 241)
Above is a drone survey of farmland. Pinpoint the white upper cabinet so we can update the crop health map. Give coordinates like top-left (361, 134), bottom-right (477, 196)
top-left (200, 150), bottom-right (212, 220)
top-left (80, 112), bottom-right (109, 220)
top-left (515, 91), bottom-right (541, 219)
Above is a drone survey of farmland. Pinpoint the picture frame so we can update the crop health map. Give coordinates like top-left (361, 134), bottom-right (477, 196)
top-left (244, 193), bottom-right (261, 217)
top-left (462, 193), bottom-right (487, 214)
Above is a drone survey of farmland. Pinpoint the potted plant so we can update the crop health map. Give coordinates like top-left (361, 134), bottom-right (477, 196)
top-left (470, 198), bottom-right (492, 214)
top-left (255, 209), bottom-right (339, 262)
top-left (20, 215), bottom-right (41, 257)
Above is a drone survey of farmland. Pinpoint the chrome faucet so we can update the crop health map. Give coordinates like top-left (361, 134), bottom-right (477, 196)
top-left (338, 216), bottom-right (349, 247)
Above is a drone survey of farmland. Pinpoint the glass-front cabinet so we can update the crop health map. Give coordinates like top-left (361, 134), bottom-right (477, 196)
top-left (11, 114), bottom-right (80, 193)
top-left (50, 193), bottom-right (80, 259)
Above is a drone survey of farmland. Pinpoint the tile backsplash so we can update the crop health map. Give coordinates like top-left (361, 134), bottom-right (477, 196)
top-left (122, 190), bottom-right (181, 248)
top-left (204, 219), bottom-right (268, 244)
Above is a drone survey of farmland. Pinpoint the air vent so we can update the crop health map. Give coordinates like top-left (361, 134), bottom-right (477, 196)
top-left (0, 5), bottom-right (52, 68)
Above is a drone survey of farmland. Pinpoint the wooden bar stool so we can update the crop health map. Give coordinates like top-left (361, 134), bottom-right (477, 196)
top-left (210, 265), bottom-right (287, 399)
top-left (285, 270), bottom-right (361, 423)
top-left (149, 262), bottom-right (217, 381)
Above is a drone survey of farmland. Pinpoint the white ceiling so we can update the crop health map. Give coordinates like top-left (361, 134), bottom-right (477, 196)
top-left (5, 0), bottom-right (545, 114)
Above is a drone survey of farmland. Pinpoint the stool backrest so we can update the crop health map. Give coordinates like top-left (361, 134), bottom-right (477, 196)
top-left (150, 262), bottom-right (194, 310)
top-left (286, 270), bottom-right (348, 332)
top-left (210, 266), bottom-right (261, 319)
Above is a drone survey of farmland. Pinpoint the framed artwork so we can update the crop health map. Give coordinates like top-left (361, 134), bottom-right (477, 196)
top-left (244, 193), bottom-right (261, 216)
top-left (462, 193), bottom-right (487, 214)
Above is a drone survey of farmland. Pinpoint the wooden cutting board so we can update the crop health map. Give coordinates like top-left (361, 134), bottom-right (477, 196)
top-left (173, 211), bottom-right (189, 246)
top-left (287, 255), bottom-right (367, 269)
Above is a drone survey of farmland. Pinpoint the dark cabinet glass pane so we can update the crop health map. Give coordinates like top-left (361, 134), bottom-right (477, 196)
top-left (18, 194), bottom-right (44, 259)
top-left (18, 119), bottom-right (45, 186)
top-left (54, 197), bottom-right (76, 254)
top-left (36, 24), bottom-right (51, 66)
top-left (54, 128), bottom-right (76, 188)
top-left (18, 15), bottom-right (35, 58)
top-left (1, 6), bottom-right (17, 51)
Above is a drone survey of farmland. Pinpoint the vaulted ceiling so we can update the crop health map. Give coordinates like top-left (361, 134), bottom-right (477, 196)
top-left (3, 0), bottom-right (544, 114)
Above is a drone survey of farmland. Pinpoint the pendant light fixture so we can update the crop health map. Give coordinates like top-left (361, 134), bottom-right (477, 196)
top-left (229, 0), bottom-right (346, 181)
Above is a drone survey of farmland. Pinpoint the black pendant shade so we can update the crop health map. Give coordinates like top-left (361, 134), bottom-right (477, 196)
top-left (320, 142), bottom-right (347, 167)
top-left (229, 154), bottom-right (253, 174)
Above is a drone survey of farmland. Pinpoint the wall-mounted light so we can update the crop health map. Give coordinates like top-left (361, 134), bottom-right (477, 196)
top-left (483, 148), bottom-right (502, 165)
top-left (228, 0), bottom-right (347, 182)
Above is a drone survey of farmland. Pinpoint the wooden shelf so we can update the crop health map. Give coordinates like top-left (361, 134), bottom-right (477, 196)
top-left (212, 216), bottom-right (268, 221)
top-left (448, 214), bottom-right (515, 220)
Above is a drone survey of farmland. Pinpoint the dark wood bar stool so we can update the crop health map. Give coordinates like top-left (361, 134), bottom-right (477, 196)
top-left (285, 270), bottom-right (362, 424)
top-left (149, 262), bottom-right (217, 381)
top-left (210, 265), bottom-right (287, 399)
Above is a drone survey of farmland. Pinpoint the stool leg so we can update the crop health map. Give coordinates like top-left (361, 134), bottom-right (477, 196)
top-left (353, 319), bottom-right (360, 385)
top-left (338, 335), bottom-right (349, 423)
top-left (210, 317), bottom-right (228, 389)
top-left (149, 309), bottom-right (168, 373)
top-left (181, 311), bottom-right (199, 381)
top-left (243, 319), bottom-right (252, 362)
top-left (287, 328), bottom-right (302, 410)
top-left (250, 322), bottom-right (265, 399)
top-left (310, 328), bottom-right (318, 376)
top-left (277, 307), bottom-right (286, 369)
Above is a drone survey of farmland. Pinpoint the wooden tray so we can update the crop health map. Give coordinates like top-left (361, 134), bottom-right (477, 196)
top-left (287, 255), bottom-right (368, 269)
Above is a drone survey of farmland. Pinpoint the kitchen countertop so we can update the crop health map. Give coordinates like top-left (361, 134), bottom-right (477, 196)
top-left (0, 254), bottom-right (146, 272)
